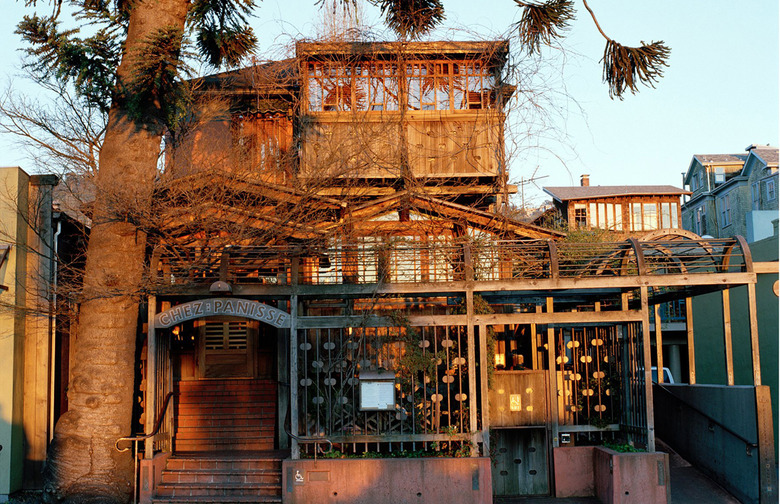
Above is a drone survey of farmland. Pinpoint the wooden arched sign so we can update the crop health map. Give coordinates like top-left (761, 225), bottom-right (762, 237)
top-left (154, 298), bottom-right (291, 329)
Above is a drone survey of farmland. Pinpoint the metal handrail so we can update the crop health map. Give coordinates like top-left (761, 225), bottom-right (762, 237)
top-left (115, 392), bottom-right (175, 504)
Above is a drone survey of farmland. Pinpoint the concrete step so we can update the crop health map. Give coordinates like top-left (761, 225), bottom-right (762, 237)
top-left (155, 482), bottom-right (282, 498)
top-left (174, 439), bottom-right (275, 452)
top-left (160, 470), bottom-right (281, 485)
top-left (164, 456), bottom-right (282, 472)
top-left (152, 497), bottom-right (281, 504)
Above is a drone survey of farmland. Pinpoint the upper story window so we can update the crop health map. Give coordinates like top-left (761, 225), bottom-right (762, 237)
top-left (573, 204), bottom-right (587, 228)
top-left (752, 182), bottom-right (760, 210)
top-left (582, 202), bottom-right (622, 231)
top-left (714, 166), bottom-right (725, 185)
top-left (306, 59), bottom-right (497, 112)
top-left (695, 206), bottom-right (706, 236)
top-left (719, 193), bottom-right (731, 227)
top-left (307, 62), bottom-right (399, 112)
top-left (767, 179), bottom-right (776, 202)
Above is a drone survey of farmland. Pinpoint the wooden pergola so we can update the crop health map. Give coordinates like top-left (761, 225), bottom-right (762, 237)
top-left (142, 234), bottom-right (761, 460)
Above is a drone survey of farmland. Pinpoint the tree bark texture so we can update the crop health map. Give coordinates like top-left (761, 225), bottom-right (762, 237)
top-left (43, 1), bottom-right (189, 502)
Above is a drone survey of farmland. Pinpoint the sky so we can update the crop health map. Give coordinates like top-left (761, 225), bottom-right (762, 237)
top-left (0, 0), bottom-right (778, 205)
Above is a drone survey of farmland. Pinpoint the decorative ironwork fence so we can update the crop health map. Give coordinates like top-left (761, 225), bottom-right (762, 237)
top-left (296, 323), bottom-right (474, 455)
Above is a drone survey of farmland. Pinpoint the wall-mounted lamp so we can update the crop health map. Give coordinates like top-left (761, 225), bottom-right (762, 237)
top-left (209, 280), bottom-right (232, 294)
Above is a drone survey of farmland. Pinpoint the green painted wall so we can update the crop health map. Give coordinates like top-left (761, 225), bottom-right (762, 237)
top-left (692, 232), bottom-right (779, 460)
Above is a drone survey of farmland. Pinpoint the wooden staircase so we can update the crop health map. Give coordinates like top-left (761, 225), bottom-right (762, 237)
top-left (152, 453), bottom-right (284, 504)
top-left (174, 379), bottom-right (276, 452)
top-left (152, 379), bottom-right (283, 503)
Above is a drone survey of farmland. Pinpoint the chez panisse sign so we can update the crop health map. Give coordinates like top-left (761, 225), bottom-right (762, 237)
top-left (154, 298), bottom-right (291, 329)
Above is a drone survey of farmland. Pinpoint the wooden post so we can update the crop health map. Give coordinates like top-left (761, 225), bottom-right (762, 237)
top-left (722, 289), bottom-right (734, 386)
top-left (478, 323), bottom-right (490, 456)
top-left (747, 283), bottom-right (762, 386)
top-left (466, 287), bottom-right (478, 452)
top-left (685, 297), bottom-right (696, 384)
top-left (290, 257), bottom-right (300, 459)
top-left (654, 303), bottom-right (664, 383)
top-left (640, 287), bottom-right (656, 452)
top-left (145, 296), bottom-right (156, 459)
top-left (545, 297), bottom-right (559, 448)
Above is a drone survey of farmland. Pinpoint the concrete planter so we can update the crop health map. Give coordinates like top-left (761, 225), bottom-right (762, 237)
top-left (282, 457), bottom-right (492, 504)
top-left (554, 446), bottom-right (670, 504)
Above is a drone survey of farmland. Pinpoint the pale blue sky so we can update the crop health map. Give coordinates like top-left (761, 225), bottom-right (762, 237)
top-left (2, 0), bottom-right (778, 204)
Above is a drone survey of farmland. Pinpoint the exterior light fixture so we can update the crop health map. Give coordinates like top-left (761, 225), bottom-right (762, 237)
top-left (209, 280), bottom-right (232, 294)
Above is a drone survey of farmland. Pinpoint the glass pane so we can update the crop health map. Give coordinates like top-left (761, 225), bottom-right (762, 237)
top-left (632, 203), bottom-right (642, 231)
top-left (661, 203), bottom-right (671, 229)
top-left (598, 203), bottom-right (606, 229)
top-left (615, 204), bottom-right (623, 231)
top-left (671, 204), bottom-right (678, 229)
top-left (452, 64), bottom-right (465, 109)
top-left (606, 204), bottom-right (615, 230)
top-left (643, 203), bottom-right (658, 230)
top-left (589, 203), bottom-right (597, 227)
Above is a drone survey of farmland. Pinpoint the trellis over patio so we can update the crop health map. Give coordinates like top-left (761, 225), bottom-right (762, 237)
top-left (141, 233), bottom-right (765, 463)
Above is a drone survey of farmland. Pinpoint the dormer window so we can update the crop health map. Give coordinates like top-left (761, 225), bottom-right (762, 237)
top-left (714, 166), bottom-right (725, 184)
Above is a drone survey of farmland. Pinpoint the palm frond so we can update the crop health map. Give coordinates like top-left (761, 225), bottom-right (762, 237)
top-left (372, 0), bottom-right (445, 40)
top-left (602, 39), bottom-right (670, 99)
top-left (514, 0), bottom-right (575, 54)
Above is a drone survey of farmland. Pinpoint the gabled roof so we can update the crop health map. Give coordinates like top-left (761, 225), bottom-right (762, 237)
top-left (746, 146), bottom-right (779, 167)
top-left (692, 154), bottom-right (747, 165)
top-left (333, 191), bottom-right (563, 239)
top-left (543, 185), bottom-right (688, 203)
top-left (198, 59), bottom-right (298, 96)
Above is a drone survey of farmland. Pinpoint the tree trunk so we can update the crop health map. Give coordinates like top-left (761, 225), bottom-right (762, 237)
top-left (43, 1), bottom-right (189, 502)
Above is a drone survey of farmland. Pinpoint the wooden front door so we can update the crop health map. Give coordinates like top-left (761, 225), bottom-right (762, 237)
top-left (198, 319), bottom-right (257, 378)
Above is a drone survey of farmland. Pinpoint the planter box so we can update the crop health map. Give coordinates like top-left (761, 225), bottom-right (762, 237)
top-left (554, 446), bottom-right (670, 504)
top-left (282, 457), bottom-right (492, 504)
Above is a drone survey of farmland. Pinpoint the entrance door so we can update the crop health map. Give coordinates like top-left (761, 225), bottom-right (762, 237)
top-left (198, 319), bottom-right (257, 378)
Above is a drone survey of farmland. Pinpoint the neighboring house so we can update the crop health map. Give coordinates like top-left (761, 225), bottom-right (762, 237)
top-left (0, 168), bottom-right (58, 500)
top-left (543, 175), bottom-right (689, 233)
top-left (681, 144), bottom-right (778, 242)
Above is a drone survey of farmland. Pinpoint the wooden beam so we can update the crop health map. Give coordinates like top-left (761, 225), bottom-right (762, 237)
top-left (466, 288), bottom-right (478, 450)
top-left (721, 289), bottom-right (734, 386)
top-left (747, 283), bottom-right (762, 386)
top-left (145, 296), bottom-right (157, 459)
top-left (295, 310), bottom-right (646, 329)
top-left (289, 258), bottom-right (300, 459)
top-left (546, 298), bottom-right (560, 449)
top-left (640, 287), bottom-right (656, 452)
top-left (478, 323), bottom-right (490, 456)
top-left (153, 271), bottom-right (758, 298)
top-left (685, 297), bottom-right (696, 384)
top-left (753, 261), bottom-right (779, 274)
top-left (654, 303), bottom-right (664, 383)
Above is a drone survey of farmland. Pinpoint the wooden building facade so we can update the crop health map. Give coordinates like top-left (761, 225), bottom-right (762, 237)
top-left (117, 41), bottom-right (774, 503)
